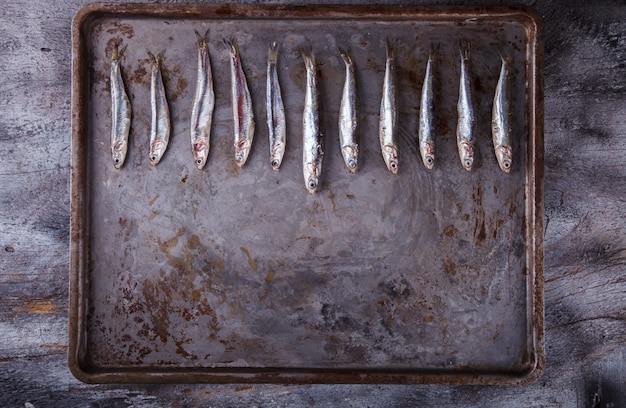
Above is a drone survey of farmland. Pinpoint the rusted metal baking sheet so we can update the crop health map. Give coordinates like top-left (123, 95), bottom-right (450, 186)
top-left (69, 3), bottom-right (544, 384)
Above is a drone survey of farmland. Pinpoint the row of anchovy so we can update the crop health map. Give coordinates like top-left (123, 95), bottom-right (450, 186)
top-left (421, 42), bottom-right (513, 174)
top-left (109, 36), bottom-right (513, 192)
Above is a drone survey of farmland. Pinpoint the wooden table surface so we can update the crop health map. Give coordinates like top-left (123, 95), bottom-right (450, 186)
top-left (1, 0), bottom-right (624, 406)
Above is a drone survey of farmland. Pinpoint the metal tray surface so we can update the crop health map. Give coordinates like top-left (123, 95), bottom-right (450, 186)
top-left (70, 3), bottom-right (544, 384)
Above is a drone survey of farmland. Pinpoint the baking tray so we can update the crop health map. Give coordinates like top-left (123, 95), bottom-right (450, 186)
top-left (69, 3), bottom-right (544, 384)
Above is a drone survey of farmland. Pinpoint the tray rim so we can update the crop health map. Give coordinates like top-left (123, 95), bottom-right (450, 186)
top-left (69, 2), bottom-right (545, 385)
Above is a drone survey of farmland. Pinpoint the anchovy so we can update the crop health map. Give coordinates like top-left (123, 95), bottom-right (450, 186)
top-left (148, 50), bottom-right (170, 166)
top-left (418, 45), bottom-right (436, 170)
top-left (338, 48), bottom-right (359, 173)
top-left (456, 43), bottom-right (475, 172)
top-left (190, 29), bottom-right (214, 170)
top-left (266, 42), bottom-right (286, 171)
top-left (492, 51), bottom-right (513, 173)
top-left (110, 44), bottom-right (131, 169)
top-left (301, 48), bottom-right (324, 193)
top-left (224, 38), bottom-right (255, 167)
top-left (379, 40), bottom-right (398, 175)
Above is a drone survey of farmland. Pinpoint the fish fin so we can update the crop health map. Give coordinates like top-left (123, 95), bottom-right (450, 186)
top-left (268, 41), bottom-right (279, 64)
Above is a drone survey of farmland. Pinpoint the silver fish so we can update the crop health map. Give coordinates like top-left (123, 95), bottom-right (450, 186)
top-left (492, 51), bottom-right (513, 173)
top-left (148, 51), bottom-right (170, 166)
top-left (379, 40), bottom-right (398, 175)
top-left (338, 48), bottom-right (359, 173)
top-left (224, 38), bottom-right (255, 167)
top-left (110, 44), bottom-right (131, 169)
top-left (266, 42), bottom-right (286, 171)
top-left (190, 29), bottom-right (214, 170)
top-left (418, 45), bottom-right (436, 170)
top-left (301, 48), bottom-right (324, 194)
top-left (456, 43), bottom-right (475, 172)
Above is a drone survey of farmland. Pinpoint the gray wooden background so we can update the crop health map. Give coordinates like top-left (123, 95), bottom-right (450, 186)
top-left (1, 0), bottom-right (624, 407)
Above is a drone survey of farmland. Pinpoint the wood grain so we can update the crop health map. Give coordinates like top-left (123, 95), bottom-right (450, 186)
top-left (1, 0), bottom-right (624, 406)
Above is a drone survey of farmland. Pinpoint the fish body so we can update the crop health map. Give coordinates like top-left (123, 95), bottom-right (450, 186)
top-left (148, 51), bottom-right (170, 166)
top-left (110, 44), bottom-right (131, 169)
top-left (456, 43), bottom-right (475, 172)
top-left (418, 46), bottom-right (436, 170)
top-left (379, 40), bottom-right (398, 174)
top-left (266, 42), bottom-right (286, 171)
top-left (190, 29), bottom-right (214, 170)
top-left (301, 49), bottom-right (324, 194)
top-left (224, 38), bottom-right (255, 167)
top-left (492, 52), bottom-right (513, 173)
top-left (338, 48), bottom-right (359, 173)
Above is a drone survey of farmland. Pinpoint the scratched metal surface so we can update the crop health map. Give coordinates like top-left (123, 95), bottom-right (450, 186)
top-left (71, 4), bottom-right (542, 383)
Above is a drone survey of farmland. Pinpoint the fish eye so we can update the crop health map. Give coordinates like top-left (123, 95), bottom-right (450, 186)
top-left (504, 161), bottom-right (511, 169)
top-left (349, 160), bottom-right (356, 169)
top-left (391, 162), bottom-right (397, 169)
top-left (309, 180), bottom-right (317, 189)
top-left (271, 159), bottom-right (279, 168)
top-left (426, 157), bottom-right (433, 164)
top-left (465, 160), bottom-right (472, 168)
top-left (114, 158), bottom-right (120, 164)
top-left (151, 155), bottom-right (157, 162)
top-left (196, 159), bottom-right (203, 165)
top-left (235, 156), bottom-right (243, 162)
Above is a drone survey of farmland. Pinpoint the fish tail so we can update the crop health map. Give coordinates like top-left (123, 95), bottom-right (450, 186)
top-left (497, 47), bottom-right (513, 66)
top-left (195, 28), bottom-right (210, 48)
top-left (459, 41), bottom-right (471, 61)
top-left (338, 47), bottom-right (353, 66)
top-left (147, 50), bottom-right (164, 66)
top-left (223, 37), bottom-right (238, 56)
top-left (147, 50), bottom-right (157, 66)
top-left (268, 41), bottom-right (279, 64)
top-left (112, 43), bottom-right (127, 62)
top-left (429, 42), bottom-right (440, 61)
top-left (385, 37), bottom-right (397, 60)
top-left (300, 46), bottom-right (315, 71)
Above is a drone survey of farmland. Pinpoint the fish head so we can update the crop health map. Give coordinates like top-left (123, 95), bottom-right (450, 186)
top-left (458, 140), bottom-right (474, 171)
top-left (341, 144), bottom-right (359, 173)
top-left (234, 139), bottom-right (251, 167)
top-left (192, 141), bottom-right (209, 170)
top-left (495, 145), bottom-right (512, 173)
top-left (382, 145), bottom-right (399, 175)
top-left (270, 157), bottom-right (282, 171)
top-left (420, 142), bottom-right (435, 170)
top-left (304, 162), bottom-right (320, 193)
top-left (270, 142), bottom-right (285, 171)
top-left (149, 140), bottom-right (167, 165)
top-left (111, 140), bottom-right (127, 169)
